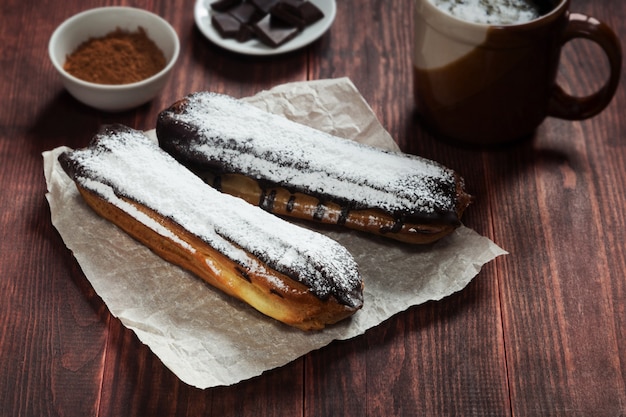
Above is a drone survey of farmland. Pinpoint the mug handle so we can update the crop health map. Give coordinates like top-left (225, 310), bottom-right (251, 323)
top-left (548, 13), bottom-right (622, 120)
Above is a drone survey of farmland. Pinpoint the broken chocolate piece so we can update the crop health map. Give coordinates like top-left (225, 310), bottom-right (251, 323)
top-left (298, 2), bottom-right (324, 24)
top-left (252, 14), bottom-right (300, 47)
top-left (275, 0), bottom-right (304, 15)
top-left (279, 0), bottom-right (324, 24)
top-left (212, 12), bottom-right (254, 42)
top-left (279, 0), bottom-right (304, 8)
top-left (249, 0), bottom-right (280, 14)
top-left (229, 2), bottom-right (264, 23)
top-left (270, 3), bottom-right (306, 28)
top-left (211, 12), bottom-right (242, 38)
top-left (236, 24), bottom-right (255, 42)
top-left (211, 0), bottom-right (243, 12)
top-left (210, 0), bottom-right (326, 48)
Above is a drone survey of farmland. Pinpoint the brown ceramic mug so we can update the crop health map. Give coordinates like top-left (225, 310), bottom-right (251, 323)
top-left (413, 0), bottom-right (622, 146)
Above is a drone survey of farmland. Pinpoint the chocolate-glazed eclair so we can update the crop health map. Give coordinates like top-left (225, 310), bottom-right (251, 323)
top-left (58, 124), bottom-right (363, 331)
top-left (157, 92), bottom-right (472, 244)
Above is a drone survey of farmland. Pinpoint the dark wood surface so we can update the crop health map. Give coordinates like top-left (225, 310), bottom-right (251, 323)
top-left (2, 0), bottom-right (625, 415)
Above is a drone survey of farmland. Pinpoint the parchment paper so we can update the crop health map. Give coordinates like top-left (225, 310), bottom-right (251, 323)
top-left (43, 77), bottom-right (507, 388)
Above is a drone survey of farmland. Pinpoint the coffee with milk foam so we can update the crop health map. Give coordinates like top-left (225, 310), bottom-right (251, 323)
top-left (429, 0), bottom-right (549, 25)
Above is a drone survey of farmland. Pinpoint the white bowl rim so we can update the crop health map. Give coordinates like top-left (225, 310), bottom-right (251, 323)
top-left (48, 6), bottom-right (180, 90)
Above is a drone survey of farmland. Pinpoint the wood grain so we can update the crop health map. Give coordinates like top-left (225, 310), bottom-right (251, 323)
top-left (1, 0), bottom-right (625, 416)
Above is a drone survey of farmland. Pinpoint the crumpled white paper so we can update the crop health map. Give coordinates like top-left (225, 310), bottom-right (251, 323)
top-left (43, 77), bottom-right (507, 388)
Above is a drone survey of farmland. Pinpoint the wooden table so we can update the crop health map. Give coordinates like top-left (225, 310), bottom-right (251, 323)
top-left (2, 0), bottom-right (625, 415)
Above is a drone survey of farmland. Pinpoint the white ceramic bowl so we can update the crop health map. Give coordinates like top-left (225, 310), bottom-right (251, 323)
top-left (48, 7), bottom-right (180, 112)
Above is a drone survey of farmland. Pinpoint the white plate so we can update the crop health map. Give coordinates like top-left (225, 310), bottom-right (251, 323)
top-left (194, 0), bottom-right (336, 55)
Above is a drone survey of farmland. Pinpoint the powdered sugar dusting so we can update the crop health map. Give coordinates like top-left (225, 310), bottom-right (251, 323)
top-left (159, 92), bottom-right (459, 217)
top-left (60, 126), bottom-right (362, 307)
top-left (82, 177), bottom-right (196, 253)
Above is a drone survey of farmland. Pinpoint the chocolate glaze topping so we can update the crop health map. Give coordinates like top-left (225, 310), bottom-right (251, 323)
top-left (58, 124), bottom-right (363, 308)
top-left (156, 92), bottom-right (466, 227)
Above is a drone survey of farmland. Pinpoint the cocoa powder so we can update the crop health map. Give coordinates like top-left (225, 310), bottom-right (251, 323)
top-left (63, 27), bottom-right (166, 85)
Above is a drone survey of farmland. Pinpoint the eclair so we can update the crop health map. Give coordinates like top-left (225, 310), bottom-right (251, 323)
top-left (156, 92), bottom-right (472, 244)
top-left (58, 124), bottom-right (363, 331)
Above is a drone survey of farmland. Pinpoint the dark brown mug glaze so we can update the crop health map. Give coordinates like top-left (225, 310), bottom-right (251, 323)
top-left (413, 0), bottom-right (622, 146)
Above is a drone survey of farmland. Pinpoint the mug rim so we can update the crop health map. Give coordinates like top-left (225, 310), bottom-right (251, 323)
top-left (419, 0), bottom-right (569, 31)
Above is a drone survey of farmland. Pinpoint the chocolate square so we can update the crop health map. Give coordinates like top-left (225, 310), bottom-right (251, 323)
top-left (279, 0), bottom-right (304, 10)
top-left (211, 12), bottom-right (242, 38)
top-left (210, 0), bottom-right (243, 12)
top-left (236, 24), bottom-right (255, 42)
top-left (229, 2), bottom-right (264, 24)
top-left (252, 14), bottom-right (301, 47)
top-left (270, 3), bottom-right (306, 28)
top-left (279, 0), bottom-right (323, 24)
top-left (212, 12), bottom-right (255, 42)
top-left (298, 2), bottom-right (324, 24)
top-left (249, 0), bottom-right (280, 14)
